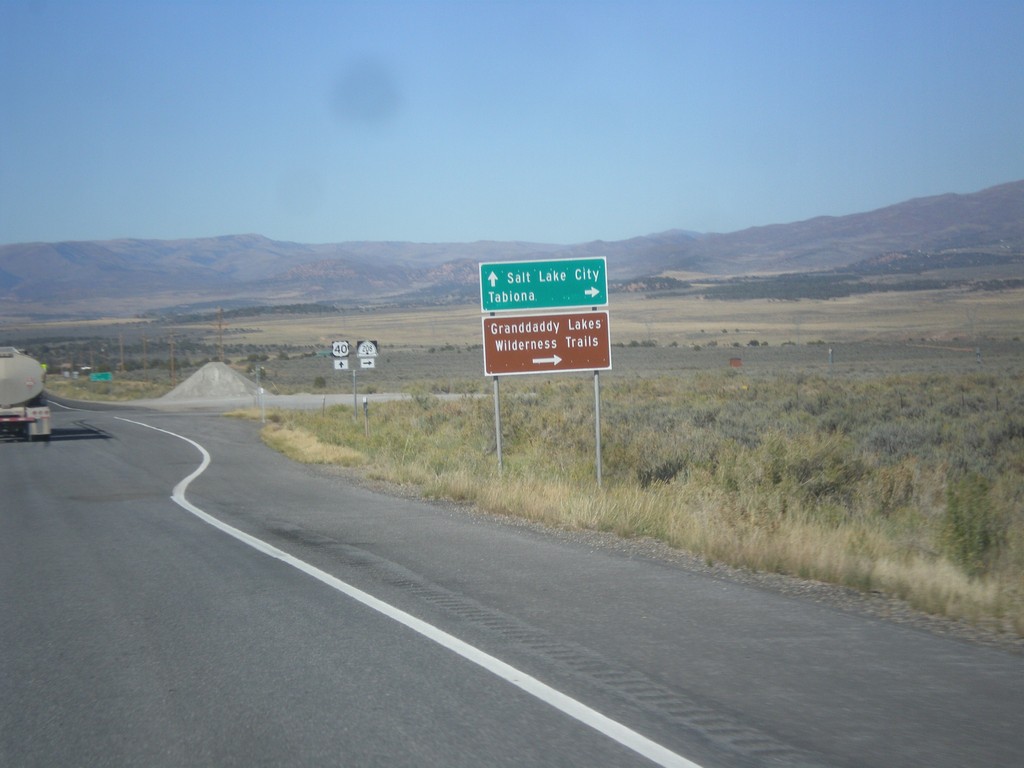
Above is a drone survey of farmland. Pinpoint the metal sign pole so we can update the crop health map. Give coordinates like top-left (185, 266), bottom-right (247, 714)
top-left (594, 370), bottom-right (602, 487)
top-left (352, 368), bottom-right (357, 421)
top-left (256, 366), bottom-right (265, 424)
top-left (493, 375), bottom-right (503, 473)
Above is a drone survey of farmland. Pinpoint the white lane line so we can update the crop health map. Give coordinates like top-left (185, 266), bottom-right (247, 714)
top-left (117, 417), bottom-right (702, 768)
top-left (48, 400), bottom-right (93, 411)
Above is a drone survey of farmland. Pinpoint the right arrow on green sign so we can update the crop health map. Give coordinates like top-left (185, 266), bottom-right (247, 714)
top-left (479, 257), bottom-right (608, 312)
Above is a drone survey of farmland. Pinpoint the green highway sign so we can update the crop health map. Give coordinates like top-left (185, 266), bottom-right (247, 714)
top-left (480, 257), bottom-right (608, 312)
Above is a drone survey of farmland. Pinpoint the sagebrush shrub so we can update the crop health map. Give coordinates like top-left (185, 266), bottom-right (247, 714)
top-left (942, 473), bottom-right (1004, 576)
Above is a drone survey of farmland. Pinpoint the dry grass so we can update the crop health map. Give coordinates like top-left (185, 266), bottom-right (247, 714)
top-left (45, 376), bottom-right (171, 401)
top-left (247, 367), bottom-right (1024, 637)
top-left (168, 287), bottom-right (1024, 351)
top-left (615, 288), bottom-right (1024, 345)
top-left (259, 421), bottom-right (367, 467)
top-left (12, 286), bottom-right (1024, 636)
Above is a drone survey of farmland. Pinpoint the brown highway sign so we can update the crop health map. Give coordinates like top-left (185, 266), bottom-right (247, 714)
top-left (482, 310), bottom-right (611, 376)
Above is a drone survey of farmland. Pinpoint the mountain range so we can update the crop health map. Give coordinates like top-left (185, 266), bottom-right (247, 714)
top-left (2, 180), bottom-right (1022, 317)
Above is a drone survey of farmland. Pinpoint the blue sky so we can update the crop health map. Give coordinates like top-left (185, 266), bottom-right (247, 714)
top-left (2, 0), bottom-right (1022, 245)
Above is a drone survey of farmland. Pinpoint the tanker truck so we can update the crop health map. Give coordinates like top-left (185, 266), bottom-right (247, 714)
top-left (0, 347), bottom-right (51, 441)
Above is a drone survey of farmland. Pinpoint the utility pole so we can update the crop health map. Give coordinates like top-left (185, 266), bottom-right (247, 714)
top-left (169, 333), bottom-right (176, 388)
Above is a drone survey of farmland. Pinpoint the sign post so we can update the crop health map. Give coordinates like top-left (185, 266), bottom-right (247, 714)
top-left (479, 258), bottom-right (611, 485)
top-left (493, 376), bottom-right (502, 473)
top-left (594, 371), bottom-right (602, 487)
top-left (354, 340), bottom-right (379, 418)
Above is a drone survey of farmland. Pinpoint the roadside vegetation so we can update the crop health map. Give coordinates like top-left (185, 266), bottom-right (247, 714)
top-left (254, 368), bottom-right (1024, 636)
top-left (46, 376), bottom-right (171, 401)
top-left (13, 289), bottom-right (1023, 637)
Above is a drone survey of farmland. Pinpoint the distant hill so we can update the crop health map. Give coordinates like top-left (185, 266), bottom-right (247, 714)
top-left (1, 180), bottom-right (1021, 316)
top-left (672, 180), bottom-right (1024, 274)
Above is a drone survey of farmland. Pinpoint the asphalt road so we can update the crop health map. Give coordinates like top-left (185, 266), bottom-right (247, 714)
top-left (2, 404), bottom-right (1021, 767)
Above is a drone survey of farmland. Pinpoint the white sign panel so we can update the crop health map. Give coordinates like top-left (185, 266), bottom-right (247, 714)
top-left (333, 358), bottom-right (349, 370)
top-left (357, 340), bottom-right (379, 358)
top-left (360, 357), bottom-right (376, 369)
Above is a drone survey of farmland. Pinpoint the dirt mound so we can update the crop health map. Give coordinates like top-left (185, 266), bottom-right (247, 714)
top-left (162, 362), bottom-right (257, 400)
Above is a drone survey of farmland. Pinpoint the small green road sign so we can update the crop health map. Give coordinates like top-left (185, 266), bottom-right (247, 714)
top-left (89, 372), bottom-right (113, 382)
top-left (480, 257), bottom-right (608, 312)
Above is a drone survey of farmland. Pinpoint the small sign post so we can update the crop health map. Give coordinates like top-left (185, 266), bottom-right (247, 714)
top-left (353, 340), bottom-right (379, 418)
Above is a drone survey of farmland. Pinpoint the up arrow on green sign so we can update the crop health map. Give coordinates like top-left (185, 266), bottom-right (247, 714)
top-left (479, 257), bottom-right (608, 312)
